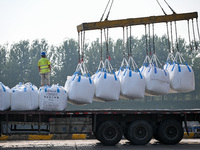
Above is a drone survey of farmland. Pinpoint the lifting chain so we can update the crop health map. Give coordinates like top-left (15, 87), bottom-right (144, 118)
top-left (166, 22), bottom-right (171, 53)
top-left (192, 19), bottom-right (198, 50)
top-left (80, 31), bottom-right (85, 62)
top-left (148, 24), bottom-right (151, 56)
top-left (174, 21), bottom-right (179, 52)
top-left (170, 22), bottom-right (174, 53)
top-left (129, 26), bottom-right (132, 57)
top-left (126, 26), bottom-right (129, 57)
top-left (100, 29), bottom-right (103, 60)
top-left (152, 23), bottom-right (155, 54)
top-left (78, 32), bottom-right (81, 63)
top-left (104, 28), bottom-right (110, 60)
top-left (123, 27), bottom-right (125, 58)
top-left (187, 20), bottom-right (193, 51)
top-left (196, 18), bottom-right (200, 42)
top-left (145, 24), bottom-right (148, 56)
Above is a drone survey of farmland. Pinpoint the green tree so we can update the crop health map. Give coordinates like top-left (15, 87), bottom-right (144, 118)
top-left (0, 44), bottom-right (8, 83)
top-left (4, 40), bottom-right (31, 87)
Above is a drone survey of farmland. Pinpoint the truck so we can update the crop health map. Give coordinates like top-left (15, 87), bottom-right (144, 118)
top-left (1, 12), bottom-right (200, 146)
top-left (0, 108), bottom-right (200, 146)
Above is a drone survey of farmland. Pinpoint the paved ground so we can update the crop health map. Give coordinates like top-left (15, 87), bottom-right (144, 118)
top-left (0, 139), bottom-right (200, 150)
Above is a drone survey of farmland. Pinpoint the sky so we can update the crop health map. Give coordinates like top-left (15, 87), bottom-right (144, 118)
top-left (0, 0), bottom-right (200, 46)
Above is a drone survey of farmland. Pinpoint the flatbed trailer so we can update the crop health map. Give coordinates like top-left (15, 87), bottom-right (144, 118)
top-left (1, 109), bottom-right (200, 146)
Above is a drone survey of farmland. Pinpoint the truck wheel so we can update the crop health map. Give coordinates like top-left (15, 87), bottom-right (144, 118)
top-left (96, 121), bottom-right (122, 146)
top-left (127, 120), bottom-right (153, 145)
top-left (158, 119), bottom-right (184, 145)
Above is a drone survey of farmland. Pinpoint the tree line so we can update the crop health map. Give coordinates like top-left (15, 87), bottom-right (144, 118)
top-left (0, 35), bottom-right (199, 101)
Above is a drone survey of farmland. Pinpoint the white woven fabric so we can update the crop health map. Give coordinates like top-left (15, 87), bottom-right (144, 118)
top-left (65, 62), bottom-right (95, 105)
top-left (11, 83), bottom-right (38, 111)
top-left (93, 59), bottom-right (120, 102)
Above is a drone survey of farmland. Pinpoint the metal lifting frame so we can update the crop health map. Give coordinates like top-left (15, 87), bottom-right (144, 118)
top-left (77, 12), bottom-right (198, 32)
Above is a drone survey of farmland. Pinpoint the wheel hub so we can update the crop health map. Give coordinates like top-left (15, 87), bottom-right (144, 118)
top-left (166, 126), bottom-right (177, 138)
top-left (135, 127), bottom-right (147, 139)
top-left (104, 127), bottom-right (117, 140)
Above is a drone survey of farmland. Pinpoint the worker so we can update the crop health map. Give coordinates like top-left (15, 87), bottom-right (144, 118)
top-left (38, 52), bottom-right (51, 86)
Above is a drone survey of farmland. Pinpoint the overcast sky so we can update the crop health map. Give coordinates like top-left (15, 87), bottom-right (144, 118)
top-left (0, 0), bottom-right (200, 46)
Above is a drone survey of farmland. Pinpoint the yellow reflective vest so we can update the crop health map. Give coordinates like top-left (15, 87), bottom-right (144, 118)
top-left (38, 58), bottom-right (51, 73)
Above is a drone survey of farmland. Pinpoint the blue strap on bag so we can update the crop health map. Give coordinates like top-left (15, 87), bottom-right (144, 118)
top-left (123, 69), bottom-right (127, 76)
top-left (112, 70), bottom-right (117, 81)
top-left (72, 72), bottom-right (77, 81)
top-left (148, 66), bottom-right (151, 72)
top-left (24, 87), bottom-right (27, 92)
top-left (98, 73), bottom-right (102, 78)
top-left (129, 70), bottom-right (132, 77)
top-left (29, 84), bottom-right (34, 91)
top-left (57, 88), bottom-right (60, 93)
top-left (140, 65), bottom-right (145, 73)
top-left (44, 85), bottom-right (48, 92)
top-left (104, 69), bottom-right (107, 79)
top-left (185, 61), bottom-right (191, 72)
top-left (0, 83), bottom-right (6, 92)
top-left (78, 75), bottom-right (81, 82)
top-left (164, 70), bottom-right (168, 76)
top-left (171, 62), bottom-right (176, 72)
top-left (117, 70), bottom-right (121, 76)
top-left (178, 64), bottom-right (181, 72)
top-left (137, 69), bottom-right (143, 79)
top-left (87, 73), bottom-right (92, 84)
top-left (139, 72), bottom-right (143, 79)
top-left (154, 63), bottom-right (157, 74)
top-left (89, 78), bottom-right (92, 84)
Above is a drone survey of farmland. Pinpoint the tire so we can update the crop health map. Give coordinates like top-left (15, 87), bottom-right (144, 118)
top-left (96, 121), bottom-right (122, 146)
top-left (158, 119), bottom-right (184, 145)
top-left (127, 120), bottom-right (153, 145)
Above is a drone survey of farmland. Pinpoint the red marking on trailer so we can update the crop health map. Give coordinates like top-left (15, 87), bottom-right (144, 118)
top-left (67, 113), bottom-right (73, 115)
top-left (173, 112), bottom-right (181, 114)
top-left (104, 112), bottom-right (112, 114)
top-left (84, 112), bottom-right (92, 114)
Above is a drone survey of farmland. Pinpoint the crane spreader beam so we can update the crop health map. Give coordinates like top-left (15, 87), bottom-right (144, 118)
top-left (77, 12), bottom-right (198, 32)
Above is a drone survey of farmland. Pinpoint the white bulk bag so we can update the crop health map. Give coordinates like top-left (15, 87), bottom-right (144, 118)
top-left (11, 83), bottom-right (38, 111)
top-left (118, 57), bottom-right (145, 99)
top-left (169, 52), bottom-right (195, 93)
top-left (39, 84), bottom-right (67, 111)
top-left (0, 82), bottom-right (11, 111)
top-left (142, 54), bottom-right (170, 95)
top-left (93, 59), bottom-right (120, 102)
top-left (65, 62), bottom-right (95, 105)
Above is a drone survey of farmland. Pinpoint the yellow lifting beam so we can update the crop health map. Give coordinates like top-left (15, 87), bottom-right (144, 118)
top-left (77, 12), bottom-right (198, 32)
